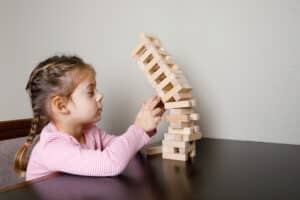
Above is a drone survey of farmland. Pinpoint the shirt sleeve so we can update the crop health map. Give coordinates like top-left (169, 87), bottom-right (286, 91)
top-left (99, 129), bottom-right (117, 148)
top-left (42, 124), bottom-right (150, 177)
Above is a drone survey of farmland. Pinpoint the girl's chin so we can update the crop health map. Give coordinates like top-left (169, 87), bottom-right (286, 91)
top-left (94, 114), bottom-right (101, 122)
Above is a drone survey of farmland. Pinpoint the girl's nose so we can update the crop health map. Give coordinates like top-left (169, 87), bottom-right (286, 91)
top-left (96, 91), bottom-right (103, 102)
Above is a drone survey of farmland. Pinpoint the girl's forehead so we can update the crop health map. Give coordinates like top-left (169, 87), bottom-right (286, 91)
top-left (73, 71), bottom-right (94, 88)
top-left (76, 70), bottom-right (96, 86)
top-left (80, 78), bottom-right (96, 88)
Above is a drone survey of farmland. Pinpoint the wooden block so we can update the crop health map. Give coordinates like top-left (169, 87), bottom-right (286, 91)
top-left (150, 67), bottom-right (165, 81)
top-left (168, 125), bottom-right (199, 135)
top-left (171, 66), bottom-right (183, 74)
top-left (170, 108), bottom-right (194, 115)
top-left (165, 114), bottom-right (190, 122)
top-left (157, 73), bottom-right (191, 93)
top-left (133, 33), bottom-right (185, 81)
top-left (172, 76), bottom-right (191, 89)
top-left (162, 81), bottom-right (180, 94)
top-left (155, 65), bottom-right (189, 87)
top-left (162, 140), bottom-right (196, 161)
top-left (165, 113), bottom-right (199, 122)
top-left (152, 62), bottom-right (175, 79)
top-left (190, 113), bottom-right (199, 120)
top-left (139, 50), bottom-right (153, 64)
top-left (165, 99), bottom-right (196, 109)
top-left (144, 71), bottom-right (164, 90)
top-left (163, 148), bottom-right (187, 156)
top-left (143, 145), bottom-right (162, 155)
top-left (158, 48), bottom-right (169, 57)
top-left (164, 132), bottom-right (202, 142)
top-left (157, 76), bottom-right (173, 90)
top-left (138, 59), bottom-right (184, 96)
top-left (173, 91), bottom-right (193, 101)
top-left (162, 152), bottom-right (188, 161)
top-left (146, 75), bottom-right (163, 93)
top-left (146, 62), bottom-right (160, 75)
top-left (159, 86), bottom-right (180, 103)
top-left (148, 44), bottom-right (166, 58)
top-left (131, 42), bottom-right (146, 57)
top-left (151, 50), bottom-right (175, 69)
top-left (162, 139), bottom-right (186, 148)
top-left (165, 60), bottom-right (179, 71)
top-left (162, 84), bottom-right (192, 103)
top-left (153, 40), bottom-right (161, 48)
top-left (166, 112), bottom-right (198, 121)
top-left (144, 59), bottom-right (159, 72)
top-left (140, 33), bottom-right (165, 56)
top-left (163, 133), bottom-right (178, 141)
top-left (163, 141), bottom-right (195, 154)
top-left (169, 121), bottom-right (194, 128)
top-left (162, 146), bottom-right (175, 153)
top-left (136, 48), bottom-right (164, 73)
top-left (162, 139), bottom-right (193, 149)
top-left (162, 142), bottom-right (191, 152)
top-left (141, 33), bottom-right (160, 42)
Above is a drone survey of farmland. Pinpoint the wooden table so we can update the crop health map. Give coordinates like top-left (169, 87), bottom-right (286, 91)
top-left (1, 138), bottom-right (300, 200)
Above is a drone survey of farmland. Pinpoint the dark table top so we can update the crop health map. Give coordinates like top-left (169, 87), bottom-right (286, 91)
top-left (1, 138), bottom-right (300, 200)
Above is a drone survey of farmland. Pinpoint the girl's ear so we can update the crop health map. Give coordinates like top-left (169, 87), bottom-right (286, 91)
top-left (51, 96), bottom-right (70, 115)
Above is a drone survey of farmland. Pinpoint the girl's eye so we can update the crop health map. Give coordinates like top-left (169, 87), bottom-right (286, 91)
top-left (88, 91), bottom-right (94, 96)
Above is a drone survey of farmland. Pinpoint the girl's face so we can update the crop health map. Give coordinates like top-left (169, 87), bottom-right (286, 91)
top-left (67, 74), bottom-right (103, 125)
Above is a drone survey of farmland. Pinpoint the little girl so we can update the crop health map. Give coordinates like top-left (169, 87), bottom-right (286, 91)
top-left (14, 55), bottom-right (164, 181)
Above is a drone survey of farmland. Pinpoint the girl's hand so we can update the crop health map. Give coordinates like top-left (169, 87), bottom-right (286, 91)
top-left (134, 95), bottom-right (165, 137)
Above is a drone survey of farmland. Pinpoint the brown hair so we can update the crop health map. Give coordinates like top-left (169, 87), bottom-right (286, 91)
top-left (14, 55), bottom-right (95, 177)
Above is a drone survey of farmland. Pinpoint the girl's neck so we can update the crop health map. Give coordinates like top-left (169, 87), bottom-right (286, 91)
top-left (54, 121), bottom-right (83, 142)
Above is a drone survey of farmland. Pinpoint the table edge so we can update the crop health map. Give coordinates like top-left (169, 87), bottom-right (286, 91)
top-left (0, 172), bottom-right (61, 193)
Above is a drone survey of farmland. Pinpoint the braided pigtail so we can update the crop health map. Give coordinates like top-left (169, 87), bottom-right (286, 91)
top-left (13, 116), bottom-right (40, 177)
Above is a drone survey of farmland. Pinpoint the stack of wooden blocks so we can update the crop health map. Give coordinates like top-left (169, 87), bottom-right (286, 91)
top-left (131, 33), bottom-right (202, 161)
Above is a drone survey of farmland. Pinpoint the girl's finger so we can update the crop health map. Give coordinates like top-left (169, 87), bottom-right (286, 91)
top-left (144, 96), bottom-right (156, 107)
top-left (152, 108), bottom-right (162, 116)
top-left (149, 96), bottom-right (161, 110)
top-left (154, 116), bottom-right (161, 124)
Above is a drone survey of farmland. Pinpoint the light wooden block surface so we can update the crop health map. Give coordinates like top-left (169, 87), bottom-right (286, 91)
top-left (169, 108), bottom-right (194, 115)
top-left (164, 99), bottom-right (196, 109)
top-left (164, 132), bottom-right (202, 142)
top-left (169, 121), bottom-right (194, 129)
top-left (162, 141), bottom-right (195, 154)
top-left (143, 145), bottom-right (162, 156)
top-left (162, 152), bottom-right (188, 161)
top-left (162, 139), bottom-right (194, 149)
top-left (165, 113), bottom-right (199, 122)
top-left (168, 125), bottom-right (199, 135)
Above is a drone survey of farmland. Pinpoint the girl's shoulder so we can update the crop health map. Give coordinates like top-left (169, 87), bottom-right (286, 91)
top-left (40, 122), bottom-right (97, 145)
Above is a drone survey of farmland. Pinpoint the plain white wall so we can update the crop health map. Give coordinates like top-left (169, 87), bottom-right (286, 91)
top-left (0, 0), bottom-right (299, 145)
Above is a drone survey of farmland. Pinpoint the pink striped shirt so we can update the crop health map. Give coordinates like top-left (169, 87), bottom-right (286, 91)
top-left (26, 122), bottom-right (150, 181)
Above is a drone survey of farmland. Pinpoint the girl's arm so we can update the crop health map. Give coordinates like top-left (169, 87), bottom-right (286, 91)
top-left (99, 129), bottom-right (117, 148)
top-left (42, 124), bottom-right (150, 177)
top-left (99, 127), bottom-right (156, 149)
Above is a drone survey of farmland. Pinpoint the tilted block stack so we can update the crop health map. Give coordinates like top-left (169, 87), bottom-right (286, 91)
top-left (131, 33), bottom-right (202, 161)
